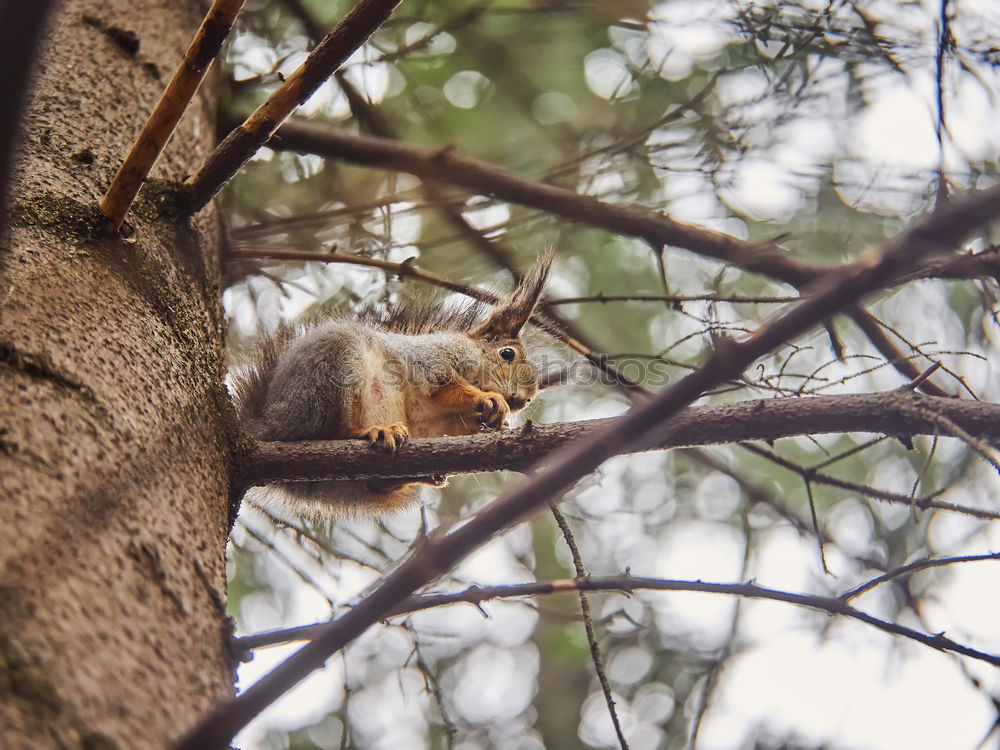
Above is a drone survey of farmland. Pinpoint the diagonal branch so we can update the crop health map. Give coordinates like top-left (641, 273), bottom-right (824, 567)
top-left (266, 119), bottom-right (1000, 289)
top-left (267, 119), bottom-right (819, 284)
top-left (177, 180), bottom-right (1000, 749)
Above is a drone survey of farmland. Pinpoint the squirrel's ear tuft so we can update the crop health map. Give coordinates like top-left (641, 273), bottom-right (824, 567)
top-left (474, 249), bottom-right (553, 340)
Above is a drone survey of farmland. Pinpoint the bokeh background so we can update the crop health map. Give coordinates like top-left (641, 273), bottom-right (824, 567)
top-left (221, 1), bottom-right (1000, 748)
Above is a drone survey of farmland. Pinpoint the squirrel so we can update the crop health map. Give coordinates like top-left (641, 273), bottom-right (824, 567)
top-left (231, 251), bottom-right (555, 516)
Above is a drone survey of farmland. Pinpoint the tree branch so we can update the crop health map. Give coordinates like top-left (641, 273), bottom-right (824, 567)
top-left (267, 119), bottom-right (820, 285)
top-left (233, 575), bottom-right (1000, 667)
top-left (266, 119), bottom-right (1000, 289)
top-left (239, 391), bottom-right (1000, 484)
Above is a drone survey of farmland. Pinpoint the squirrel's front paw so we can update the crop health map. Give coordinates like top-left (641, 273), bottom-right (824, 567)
top-left (361, 422), bottom-right (409, 452)
top-left (476, 392), bottom-right (510, 430)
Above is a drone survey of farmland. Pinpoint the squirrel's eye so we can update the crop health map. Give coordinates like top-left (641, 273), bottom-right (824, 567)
top-left (499, 347), bottom-right (517, 362)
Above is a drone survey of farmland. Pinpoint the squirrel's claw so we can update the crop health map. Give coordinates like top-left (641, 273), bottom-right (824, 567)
top-left (362, 422), bottom-right (409, 452)
top-left (476, 392), bottom-right (510, 430)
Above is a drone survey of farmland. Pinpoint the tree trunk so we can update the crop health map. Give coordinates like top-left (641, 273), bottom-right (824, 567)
top-left (1, 2), bottom-right (233, 747)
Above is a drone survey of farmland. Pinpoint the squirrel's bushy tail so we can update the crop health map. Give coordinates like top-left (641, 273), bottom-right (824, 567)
top-left (229, 323), bottom-right (298, 433)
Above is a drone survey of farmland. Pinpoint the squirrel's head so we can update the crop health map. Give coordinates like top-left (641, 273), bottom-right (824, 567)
top-left (466, 251), bottom-right (553, 412)
top-left (468, 339), bottom-right (539, 411)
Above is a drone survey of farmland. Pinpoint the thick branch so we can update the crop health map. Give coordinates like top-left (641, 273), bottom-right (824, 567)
top-left (240, 391), bottom-right (1000, 484)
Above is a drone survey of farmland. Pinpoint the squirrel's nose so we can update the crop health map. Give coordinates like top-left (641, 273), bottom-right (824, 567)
top-left (506, 395), bottom-right (528, 411)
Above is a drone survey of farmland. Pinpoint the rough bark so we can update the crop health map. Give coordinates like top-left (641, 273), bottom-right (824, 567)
top-left (0, 2), bottom-right (232, 748)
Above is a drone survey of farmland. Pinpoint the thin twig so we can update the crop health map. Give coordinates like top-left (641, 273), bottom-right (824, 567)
top-left (231, 246), bottom-right (479, 298)
top-left (848, 308), bottom-right (950, 397)
top-left (740, 442), bottom-right (999, 521)
top-left (235, 519), bottom-right (336, 605)
top-left (865, 311), bottom-right (983, 399)
top-left (812, 435), bottom-right (888, 471)
top-left (922, 410), bottom-right (1000, 475)
top-left (802, 478), bottom-right (829, 574)
top-left (544, 293), bottom-right (800, 306)
top-left (901, 361), bottom-right (944, 391)
top-left (839, 552), bottom-right (1000, 602)
top-left (681, 448), bottom-right (825, 540)
top-left (550, 504), bottom-right (630, 750)
top-left (408, 634), bottom-right (457, 749)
